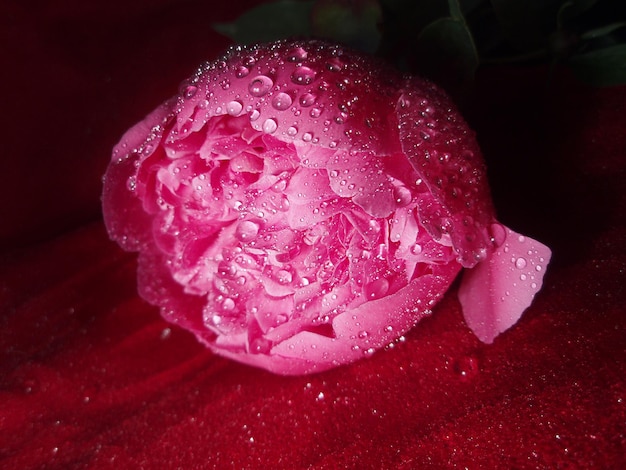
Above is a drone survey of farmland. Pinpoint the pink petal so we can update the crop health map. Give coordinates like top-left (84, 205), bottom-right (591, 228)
top-left (396, 81), bottom-right (495, 267)
top-left (458, 225), bottom-right (552, 343)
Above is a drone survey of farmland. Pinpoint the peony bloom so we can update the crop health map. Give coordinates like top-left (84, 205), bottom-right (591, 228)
top-left (102, 39), bottom-right (550, 374)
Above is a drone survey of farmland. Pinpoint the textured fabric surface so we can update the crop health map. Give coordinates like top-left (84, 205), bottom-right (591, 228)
top-left (1, 1), bottom-right (625, 468)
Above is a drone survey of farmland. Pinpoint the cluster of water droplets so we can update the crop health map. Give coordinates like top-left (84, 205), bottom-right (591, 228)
top-left (172, 40), bottom-right (403, 156)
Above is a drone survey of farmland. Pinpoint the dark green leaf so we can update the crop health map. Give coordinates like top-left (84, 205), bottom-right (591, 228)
top-left (213, 0), bottom-right (315, 45)
top-left (416, 16), bottom-right (479, 94)
top-left (311, 0), bottom-right (382, 53)
top-left (558, 0), bottom-right (601, 25)
top-left (580, 22), bottom-right (626, 41)
top-left (491, 0), bottom-right (562, 51)
top-left (569, 44), bottom-right (626, 86)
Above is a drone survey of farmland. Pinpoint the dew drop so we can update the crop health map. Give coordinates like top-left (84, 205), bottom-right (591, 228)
top-left (235, 66), bottom-right (250, 78)
top-left (183, 85), bottom-right (197, 99)
top-left (393, 185), bottom-right (412, 207)
top-left (302, 132), bottom-right (313, 142)
top-left (453, 355), bottom-right (480, 381)
top-left (515, 257), bottom-right (527, 269)
top-left (309, 107), bottom-right (322, 118)
top-left (287, 126), bottom-right (298, 136)
top-left (364, 278), bottom-right (389, 300)
top-left (235, 220), bottom-right (260, 241)
top-left (222, 298), bottom-right (235, 311)
top-left (299, 93), bottom-right (317, 107)
top-left (286, 46), bottom-right (308, 62)
top-left (272, 92), bottom-right (293, 111)
top-left (263, 118), bottom-right (278, 134)
top-left (249, 109), bottom-right (260, 121)
top-left (291, 66), bottom-right (316, 85)
top-left (489, 223), bottom-right (507, 246)
top-left (226, 100), bottom-right (243, 116)
top-left (250, 337), bottom-right (272, 354)
top-left (249, 75), bottom-right (273, 97)
top-left (326, 57), bottom-right (344, 72)
top-left (535, 265), bottom-right (543, 272)
top-left (276, 270), bottom-right (293, 284)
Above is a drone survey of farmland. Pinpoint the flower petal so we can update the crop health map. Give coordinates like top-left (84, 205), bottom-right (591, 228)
top-left (458, 225), bottom-right (552, 343)
top-left (396, 80), bottom-right (495, 267)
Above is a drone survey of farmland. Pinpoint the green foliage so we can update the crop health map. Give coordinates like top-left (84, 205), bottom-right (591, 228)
top-left (213, 0), bottom-right (315, 44)
top-left (213, 0), bottom-right (626, 89)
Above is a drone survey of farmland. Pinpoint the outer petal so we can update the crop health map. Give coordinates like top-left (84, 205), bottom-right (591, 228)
top-left (217, 261), bottom-right (461, 375)
top-left (396, 80), bottom-right (495, 267)
top-left (458, 225), bottom-right (552, 343)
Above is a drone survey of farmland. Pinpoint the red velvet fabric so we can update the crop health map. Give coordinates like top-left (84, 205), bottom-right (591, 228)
top-left (1, 1), bottom-right (624, 468)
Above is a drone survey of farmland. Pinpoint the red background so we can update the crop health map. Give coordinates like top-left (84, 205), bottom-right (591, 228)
top-left (1, 1), bottom-right (624, 468)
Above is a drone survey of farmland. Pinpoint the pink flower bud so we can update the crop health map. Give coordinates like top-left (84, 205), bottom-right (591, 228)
top-left (102, 40), bottom-right (551, 374)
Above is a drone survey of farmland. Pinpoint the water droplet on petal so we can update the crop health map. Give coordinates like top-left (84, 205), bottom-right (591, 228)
top-left (249, 75), bottom-right (273, 97)
top-left (309, 107), bottom-right (322, 118)
top-left (235, 66), bottom-right (250, 78)
top-left (291, 66), bottom-right (316, 85)
top-left (287, 126), bottom-right (298, 136)
top-left (249, 109), bottom-right (260, 121)
top-left (489, 223), bottom-right (507, 246)
top-left (326, 57), bottom-right (344, 72)
top-left (286, 46), bottom-right (308, 62)
top-left (183, 85), bottom-right (197, 99)
top-left (235, 220), bottom-right (260, 242)
top-left (272, 92), bottom-right (293, 110)
top-left (263, 118), bottom-right (278, 134)
top-left (299, 93), bottom-right (317, 107)
top-left (226, 100), bottom-right (243, 116)
top-left (393, 185), bottom-right (412, 207)
top-left (364, 278), bottom-right (389, 299)
top-left (222, 298), bottom-right (235, 311)
top-left (515, 257), bottom-right (527, 269)
top-left (410, 243), bottom-right (422, 255)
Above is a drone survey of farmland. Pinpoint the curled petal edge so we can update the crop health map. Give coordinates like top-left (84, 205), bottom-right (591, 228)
top-left (458, 225), bottom-right (552, 344)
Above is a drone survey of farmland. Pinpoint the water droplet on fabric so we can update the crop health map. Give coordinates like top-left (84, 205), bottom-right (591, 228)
top-left (453, 355), bottom-right (480, 381)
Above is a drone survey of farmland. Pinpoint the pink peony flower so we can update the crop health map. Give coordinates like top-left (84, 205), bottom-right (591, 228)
top-left (102, 39), bottom-right (551, 375)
